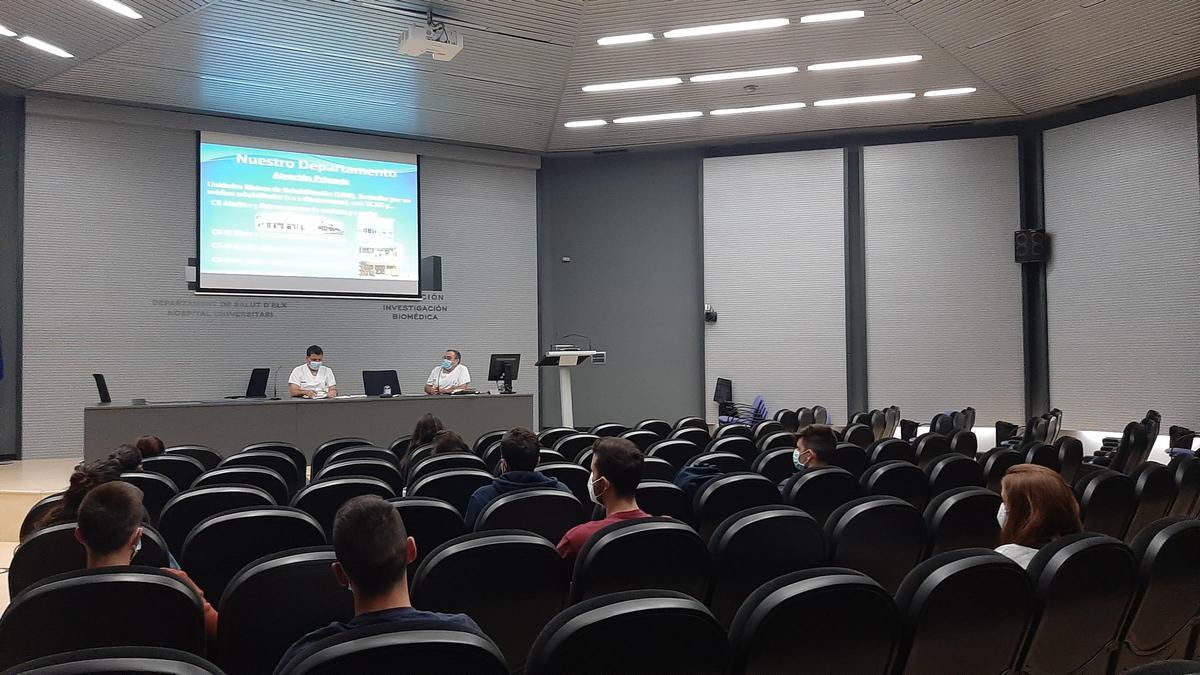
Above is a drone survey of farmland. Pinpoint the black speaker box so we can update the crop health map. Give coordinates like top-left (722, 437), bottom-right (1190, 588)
top-left (1014, 229), bottom-right (1050, 263)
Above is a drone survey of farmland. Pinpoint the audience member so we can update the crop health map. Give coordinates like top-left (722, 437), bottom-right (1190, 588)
top-left (274, 496), bottom-right (482, 674)
top-left (556, 437), bottom-right (650, 560)
top-left (430, 429), bottom-right (470, 455)
top-left (779, 424), bottom-right (837, 493)
top-left (134, 435), bottom-right (166, 460)
top-left (74, 481), bottom-right (218, 640)
top-left (109, 444), bottom-right (143, 472)
top-left (463, 428), bottom-right (571, 528)
top-left (31, 458), bottom-right (124, 532)
top-left (995, 463), bottom-right (1083, 568)
top-left (399, 413), bottom-right (445, 478)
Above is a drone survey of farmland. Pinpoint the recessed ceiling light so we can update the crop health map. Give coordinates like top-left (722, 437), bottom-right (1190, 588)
top-left (0, 24), bottom-right (16, 37)
top-left (924, 87), bottom-right (977, 97)
top-left (663, 18), bottom-right (789, 39)
top-left (800, 10), bottom-right (866, 23)
top-left (808, 55), bottom-right (922, 71)
top-left (613, 111), bottom-right (704, 124)
top-left (597, 33), bottom-right (655, 46)
top-left (86, 0), bottom-right (143, 19)
top-left (564, 119), bottom-right (608, 128)
top-left (814, 92), bottom-right (916, 106)
top-left (19, 36), bottom-right (73, 58)
top-left (690, 66), bottom-right (798, 83)
top-left (582, 77), bottom-right (682, 92)
top-left (711, 102), bottom-right (807, 115)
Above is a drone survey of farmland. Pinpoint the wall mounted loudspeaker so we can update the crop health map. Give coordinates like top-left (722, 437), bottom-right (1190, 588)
top-left (1014, 229), bottom-right (1050, 263)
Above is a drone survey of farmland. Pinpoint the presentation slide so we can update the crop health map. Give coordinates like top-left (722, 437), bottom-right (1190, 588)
top-left (198, 132), bottom-right (420, 298)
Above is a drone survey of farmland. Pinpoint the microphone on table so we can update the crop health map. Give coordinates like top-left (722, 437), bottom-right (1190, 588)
top-left (272, 363), bottom-right (288, 400)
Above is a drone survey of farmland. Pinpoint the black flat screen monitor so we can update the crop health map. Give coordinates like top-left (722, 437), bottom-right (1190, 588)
top-left (714, 377), bottom-right (733, 403)
top-left (245, 368), bottom-right (270, 398)
top-left (363, 370), bottom-right (401, 396)
top-left (488, 354), bottom-right (520, 393)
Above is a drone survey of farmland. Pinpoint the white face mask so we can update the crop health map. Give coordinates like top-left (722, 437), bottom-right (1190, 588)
top-left (587, 476), bottom-right (607, 505)
top-left (996, 503), bottom-right (1008, 528)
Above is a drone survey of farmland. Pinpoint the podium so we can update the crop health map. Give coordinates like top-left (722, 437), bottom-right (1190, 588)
top-left (535, 350), bottom-right (597, 428)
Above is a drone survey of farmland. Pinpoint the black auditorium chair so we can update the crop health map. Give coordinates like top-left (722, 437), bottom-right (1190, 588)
top-left (869, 437), bottom-right (917, 465)
top-left (589, 422), bottom-right (628, 437)
top-left (1075, 469), bottom-right (1137, 539)
top-left (829, 442), bottom-right (869, 478)
top-left (0, 568), bottom-right (206, 670)
top-left (948, 429), bottom-right (978, 458)
top-left (825, 496), bottom-right (927, 594)
top-left (634, 418), bottom-right (671, 438)
top-left (980, 447), bottom-right (1024, 492)
top-left (315, 458), bottom-right (405, 496)
top-left (1113, 517), bottom-right (1200, 670)
top-left (5, 646), bottom-right (225, 674)
top-left (1025, 442), bottom-right (1062, 473)
top-left (165, 445), bottom-right (222, 470)
top-left (569, 518), bottom-right (708, 603)
top-left (537, 427), bottom-right (575, 449)
top-left (8, 523), bottom-right (170, 598)
top-left (706, 505), bottom-right (826, 628)
top-left (411, 530), bottom-right (569, 671)
top-left (403, 443), bottom-right (438, 477)
top-left (634, 480), bottom-right (691, 520)
top-left (893, 549), bottom-right (1035, 675)
top-left (142, 454), bottom-right (207, 492)
top-left (1016, 532), bottom-right (1137, 674)
top-left (796, 407), bottom-right (816, 429)
top-left (924, 486), bottom-right (1002, 556)
top-left (536, 463), bottom-right (591, 511)
top-left (408, 468), bottom-right (493, 516)
top-left (527, 590), bottom-right (729, 675)
top-left (538, 449), bottom-right (565, 465)
top-left (291, 476), bottom-right (395, 538)
top-left (480, 441), bottom-right (504, 475)
top-left (783, 466), bottom-right (862, 525)
top-left (686, 451), bottom-right (747, 474)
top-left (1054, 436), bottom-right (1084, 484)
top-left (671, 426), bottom-right (712, 447)
top-left (775, 409), bottom-right (800, 433)
top-left (476, 489), bottom-right (584, 543)
top-left (843, 424), bottom-right (875, 450)
top-left (646, 439), bottom-right (701, 472)
top-left (1167, 454), bottom-right (1200, 516)
top-left (914, 433), bottom-right (952, 467)
top-left (691, 472), bottom-right (780, 542)
top-left (284, 623), bottom-right (507, 675)
top-left (861, 460), bottom-right (930, 511)
top-left (574, 448), bottom-right (593, 470)
top-left (388, 497), bottom-right (466, 569)
top-left (869, 410), bottom-right (888, 440)
top-left (119, 472), bottom-right (178, 522)
top-left (751, 448), bottom-right (795, 484)
top-left (714, 423), bottom-right (753, 440)
top-left (325, 445), bottom-right (400, 469)
top-left (312, 437), bottom-right (369, 474)
top-left (1125, 462), bottom-right (1179, 542)
top-left (811, 405), bottom-right (831, 426)
top-left (180, 506), bottom-right (325, 602)
top-left (640, 456), bottom-right (675, 481)
top-left (619, 429), bottom-right (659, 451)
top-left (219, 450), bottom-right (301, 495)
top-left (475, 429), bottom-right (508, 455)
top-left (675, 415), bottom-right (707, 430)
top-left (756, 431), bottom-right (795, 453)
top-left (925, 453), bottom-right (985, 496)
top-left (729, 568), bottom-right (900, 675)
top-left (18, 493), bottom-right (64, 541)
top-left (705, 435), bottom-right (757, 462)
top-left (553, 434), bottom-right (598, 462)
top-left (241, 442), bottom-right (306, 482)
top-left (193, 466), bottom-right (290, 506)
top-left (217, 546), bottom-right (353, 675)
top-left (388, 436), bottom-right (410, 459)
top-left (753, 420), bottom-right (783, 441)
top-left (158, 485), bottom-right (275, 556)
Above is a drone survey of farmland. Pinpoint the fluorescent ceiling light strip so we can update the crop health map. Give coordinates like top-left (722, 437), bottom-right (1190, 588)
top-left (19, 35), bottom-right (73, 57)
top-left (564, 119), bottom-right (608, 128)
top-left (690, 66), bottom-right (798, 83)
top-left (924, 87), bottom-right (977, 97)
top-left (808, 54), bottom-right (922, 71)
top-left (582, 77), bottom-right (682, 92)
top-left (711, 102), bottom-right (806, 115)
top-left (800, 10), bottom-right (865, 23)
top-left (814, 92), bottom-right (915, 106)
top-left (664, 18), bottom-right (789, 39)
top-left (597, 32), bottom-right (654, 45)
top-left (0, 24), bottom-right (17, 37)
top-left (613, 111), bottom-right (703, 124)
top-left (87, 0), bottom-right (143, 19)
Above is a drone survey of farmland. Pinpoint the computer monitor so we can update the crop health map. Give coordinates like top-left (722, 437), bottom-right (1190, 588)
top-left (713, 377), bottom-right (733, 404)
top-left (93, 373), bottom-right (111, 404)
top-left (487, 354), bottom-right (520, 393)
top-left (245, 368), bottom-right (270, 398)
top-left (363, 370), bottom-right (401, 397)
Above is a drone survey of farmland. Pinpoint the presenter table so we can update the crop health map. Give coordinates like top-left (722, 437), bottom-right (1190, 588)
top-left (83, 394), bottom-right (535, 461)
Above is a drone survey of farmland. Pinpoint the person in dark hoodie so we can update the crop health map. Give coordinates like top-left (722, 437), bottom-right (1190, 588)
top-left (462, 427), bottom-right (571, 528)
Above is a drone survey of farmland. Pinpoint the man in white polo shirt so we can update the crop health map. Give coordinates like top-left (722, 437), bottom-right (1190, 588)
top-left (425, 349), bottom-right (470, 395)
top-left (289, 345), bottom-right (338, 399)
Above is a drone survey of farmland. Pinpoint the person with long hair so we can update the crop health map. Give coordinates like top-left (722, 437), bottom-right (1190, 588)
top-left (31, 457), bottom-right (124, 532)
top-left (995, 463), bottom-right (1083, 568)
top-left (398, 413), bottom-right (445, 479)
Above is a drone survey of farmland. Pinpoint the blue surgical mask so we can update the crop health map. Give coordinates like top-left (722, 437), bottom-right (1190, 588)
top-left (308, 361), bottom-right (321, 371)
top-left (442, 359), bottom-right (453, 370)
top-left (793, 449), bottom-right (804, 470)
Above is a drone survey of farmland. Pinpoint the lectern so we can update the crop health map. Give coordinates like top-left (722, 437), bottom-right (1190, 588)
top-left (535, 350), bottom-right (597, 428)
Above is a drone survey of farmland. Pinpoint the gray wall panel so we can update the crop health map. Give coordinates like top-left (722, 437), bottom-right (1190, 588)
top-left (703, 150), bottom-right (847, 423)
top-left (0, 95), bottom-right (21, 457)
top-left (864, 137), bottom-right (1024, 424)
top-left (1044, 95), bottom-right (1200, 430)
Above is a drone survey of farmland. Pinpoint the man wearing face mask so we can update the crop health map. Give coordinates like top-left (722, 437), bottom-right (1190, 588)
top-left (425, 349), bottom-right (470, 395)
top-left (778, 424), bottom-right (837, 494)
top-left (462, 427), bottom-right (572, 528)
top-left (289, 345), bottom-right (337, 399)
top-left (556, 437), bottom-right (651, 560)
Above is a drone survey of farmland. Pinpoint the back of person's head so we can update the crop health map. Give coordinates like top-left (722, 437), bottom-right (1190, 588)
top-left (410, 413), bottom-right (444, 446)
top-left (39, 458), bottom-right (124, 530)
top-left (499, 427), bottom-right (539, 472)
top-left (1000, 463), bottom-right (1082, 548)
top-left (76, 481), bottom-right (144, 555)
top-left (332, 495), bottom-right (412, 597)
top-left (796, 424), bottom-right (838, 465)
top-left (134, 435), bottom-right (165, 460)
top-left (431, 430), bottom-right (469, 455)
top-left (592, 437), bottom-right (643, 497)
top-left (109, 444), bottom-right (143, 473)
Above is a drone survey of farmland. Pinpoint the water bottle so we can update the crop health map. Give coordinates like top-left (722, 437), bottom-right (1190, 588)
top-left (382, 385), bottom-right (392, 396)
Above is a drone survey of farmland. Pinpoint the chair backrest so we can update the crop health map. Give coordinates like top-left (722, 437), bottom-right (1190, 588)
top-left (325, 446), bottom-right (399, 469)
top-left (165, 445), bottom-right (222, 471)
top-left (1024, 442), bottom-right (1062, 473)
top-left (1018, 532), bottom-right (1137, 674)
top-left (686, 451), bottom-right (747, 474)
top-left (475, 429), bottom-right (508, 454)
top-left (641, 456), bottom-right (675, 481)
top-left (674, 416), bottom-right (707, 430)
top-left (1076, 469), bottom-right (1137, 538)
top-left (570, 517), bottom-right (708, 603)
top-left (552, 434), bottom-right (598, 462)
top-left (527, 589), bottom-right (729, 675)
top-left (589, 422), bottom-right (628, 437)
top-left (1116, 517), bottom-right (1200, 670)
top-left (670, 426), bottom-right (712, 447)
top-left (408, 468), bottom-right (494, 516)
top-left (796, 407), bottom-right (816, 428)
top-left (536, 463), bottom-right (591, 511)
top-left (634, 480), bottom-right (692, 520)
top-left (193, 466), bottom-right (290, 505)
top-left (784, 466), bottom-right (862, 525)
top-left (1054, 436), bottom-right (1084, 484)
top-left (861, 460), bottom-right (930, 511)
top-left (6, 646), bottom-right (224, 674)
top-left (312, 438), bottom-right (369, 475)
top-left (219, 450), bottom-right (300, 495)
top-left (316, 458), bottom-right (405, 495)
top-left (883, 406), bottom-right (902, 438)
top-left (241, 442), bottom-right (306, 482)
top-left (411, 530), bottom-right (569, 671)
top-left (752, 420), bottom-right (783, 441)
top-left (829, 442), bottom-right (869, 477)
top-left (869, 437), bottom-right (918, 465)
top-left (924, 486), bottom-right (1001, 556)
top-left (729, 568), bottom-right (900, 675)
top-left (18, 493), bottom-right (64, 542)
top-left (291, 476), bottom-right (395, 538)
top-left (1109, 421), bottom-right (1149, 475)
top-left (811, 405), bottom-right (830, 425)
top-left (476, 489), bottom-right (585, 543)
top-left (8, 523), bottom-right (170, 598)
top-left (217, 546), bottom-right (353, 675)
top-left (980, 447), bottom-right (1024, 492)
top-left (691, 472), bottom-right (781, 541)
top-left (925, 453), bottom-right (985, 495)
top-left (843, 424), bottom-right (875, 449)
top-left (180, 506), bottom-right (326, 601)
top-left (404, 443), bottom-right (437, 475)
top-left (894, 549), bottom-right (1034, 675)
top-left (777, 409), bottom-right (800, 433)
top-left (285, 623), bottom-right (507, 674)
top-left (407, 452), bottom-right (487, 487)
top-left (714, 423), bottom-right (753, 440)
top-left (159, 485), bottom-right (275, 556)
top-left (538, 448), bottom-right (566, 465)
top-left (1126, 461), bottom-right (1179, 542)
top-left (706, 505), bottom-right (826, 628)
top-left (480, 440), bottom-right (504, 474)
top-left (705, 435), bottom-right (757, 461)
top-left (755, 431), bottom-right (795, 453)
top-left (914, 433), bottom-right (952, 467)
top-left (825, 496), bottom-right (927, 594)
top-left (646, 438), bottom-right (701, 471)
top-left (869, 410), bottom-right (888, 440)
top-left (948, 429), bottom-right (977, 458)
top-left (0, 567), bottom-right (206, 670)
top-left (141, 455), bottom-right (205, 493)
top-left (388, 436), bottom-right (410, 456)
top-left (1166, 455), bottom-right (1200, 516)
top-left (750, 448), bottom-right (795, 484)
top-left (618, 429), bottom-right (659, 451)
top-left (634, 419), bottom-right (671, 437)
top-left (119, 472), bottom-right (179, 522)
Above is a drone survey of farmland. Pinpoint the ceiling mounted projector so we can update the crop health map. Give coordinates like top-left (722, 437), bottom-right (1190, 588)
top-left (398, 19), bottom-right (463, 61)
